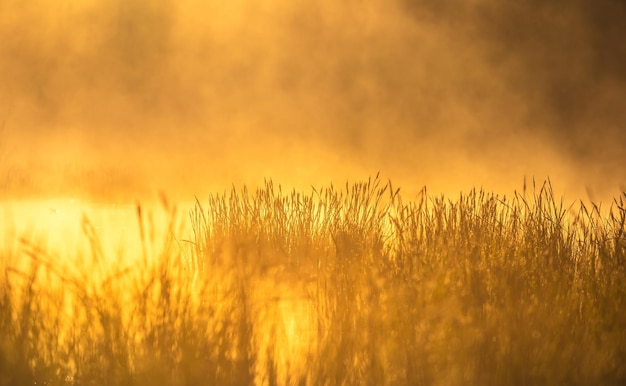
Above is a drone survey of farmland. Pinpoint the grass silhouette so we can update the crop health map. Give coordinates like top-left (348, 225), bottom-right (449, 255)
top-left (1, 177), bottom-right (625, 385)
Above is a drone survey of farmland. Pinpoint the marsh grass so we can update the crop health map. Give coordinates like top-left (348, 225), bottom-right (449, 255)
top-left (1, 177), bottom-right (625, 385)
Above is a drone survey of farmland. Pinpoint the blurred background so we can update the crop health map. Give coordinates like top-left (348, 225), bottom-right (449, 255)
top-left (1, 0), bottom-right (625, 203)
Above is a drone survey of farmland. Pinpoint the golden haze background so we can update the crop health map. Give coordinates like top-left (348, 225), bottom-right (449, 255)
top-left (1, 0), bottom-right (625, 202)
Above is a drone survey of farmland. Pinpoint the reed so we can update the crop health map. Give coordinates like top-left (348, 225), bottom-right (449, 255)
top-left (1, 177), bottom-right (625, 385)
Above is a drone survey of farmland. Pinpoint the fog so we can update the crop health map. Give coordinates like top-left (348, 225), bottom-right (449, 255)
top-left (1, 0), bottom-right (625, 203)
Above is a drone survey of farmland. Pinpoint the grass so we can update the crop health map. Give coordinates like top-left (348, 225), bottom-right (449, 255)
top-left (1, 176), bottom-right (625, 385)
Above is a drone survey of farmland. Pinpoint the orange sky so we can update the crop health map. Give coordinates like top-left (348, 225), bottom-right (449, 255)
top-left (1, 0), bottom-right (625, 203)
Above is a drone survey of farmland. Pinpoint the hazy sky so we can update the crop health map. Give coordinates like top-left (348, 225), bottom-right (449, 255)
top-left (1, 0), bottom-right (625, 202)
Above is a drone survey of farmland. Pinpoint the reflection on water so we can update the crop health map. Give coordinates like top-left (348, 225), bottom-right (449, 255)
top-left (252, 265), bottom-right (318, 384)
top-left (1, 199), bottom-right (178, 260)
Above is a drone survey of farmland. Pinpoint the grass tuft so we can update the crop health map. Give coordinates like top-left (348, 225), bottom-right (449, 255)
top-left (1, 177), bottom-right (625, 385)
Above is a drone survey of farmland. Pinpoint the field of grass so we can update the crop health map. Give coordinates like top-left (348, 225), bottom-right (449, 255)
top-left (1, 177), bottom-right (625, 385)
